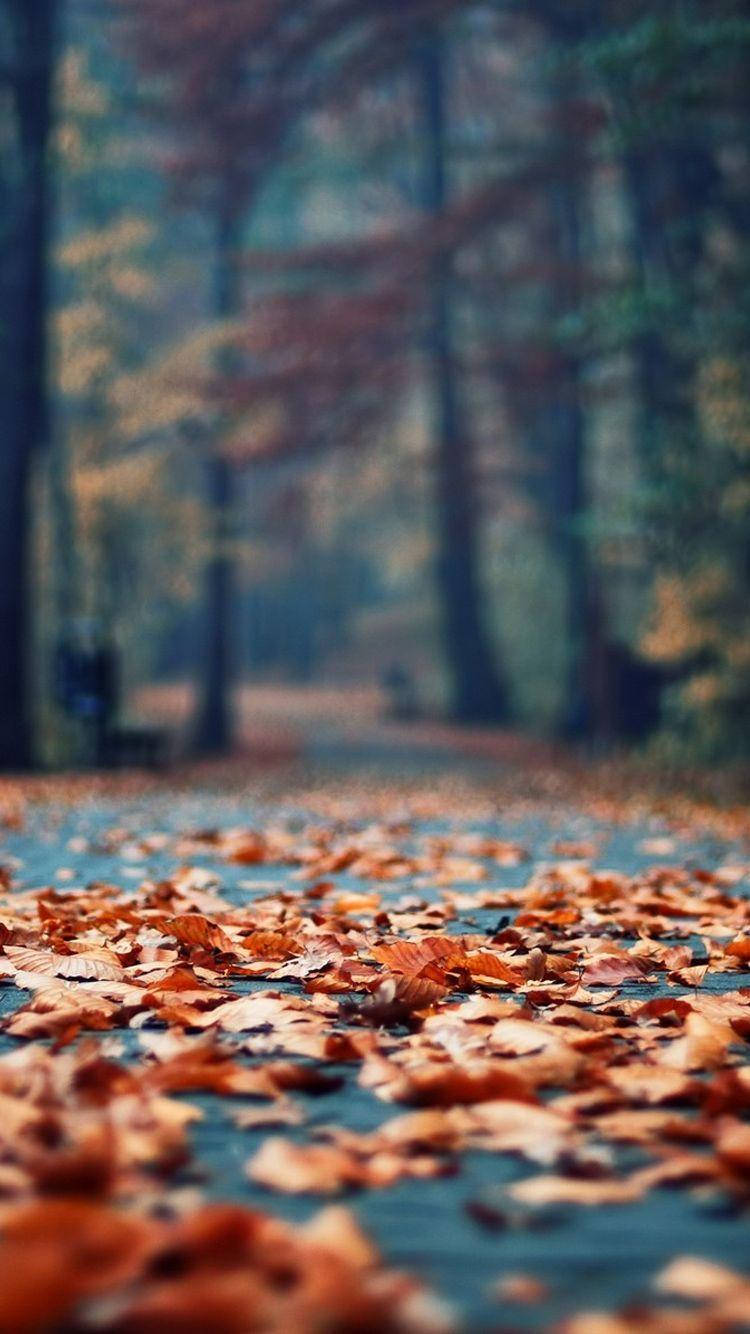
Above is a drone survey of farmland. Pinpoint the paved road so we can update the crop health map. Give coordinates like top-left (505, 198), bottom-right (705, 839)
top-left (1, 785), bottom-right (748, 1330)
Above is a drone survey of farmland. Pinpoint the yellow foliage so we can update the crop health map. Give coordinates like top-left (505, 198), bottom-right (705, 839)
top-left (53, 122), bottom-right (85, 168)
top-left (54, 50), bottom-right (110, 174)
top-left (54, 300), bottom-right (105, 343)
top-left (48, 44), bottom-right (208, 654)
top-left (640, 575), bottom-right (708, 663)
top-left (223, 402), bottom-right (285, 461)
top-left (644, 558), bottom-right (749, 747)
top-left (107, 263), bottom-right (155, 303)
top-left (109, 321), bottom-right (242, 440)
top-left (71, 447), bottom-right (204, 604)
top-left (74, 451), bottom-right (164, 514)
top-left (698, 357), bottom-right (750, 455)
top-left (57, 49), bottom-right (108, 118)
top-left (58, 344), bottom-right (111, 396)
top-left (682, 671), bottom-right (723, 708)
top-left (58, 216), bottom-right (154, 269)
top-left (54, 299), bottom-right (114, 396)
top-left (689, 563), bottom-right (731, 606)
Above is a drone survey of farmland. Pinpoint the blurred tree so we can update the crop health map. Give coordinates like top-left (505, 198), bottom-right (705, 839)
top-left (190, 197), bottom-right (242, 753)
top-left (418, 29), bottom-right (509, 721)
top-left (619, 8), bottom-right (750, 753)
top-left (120, 0), bottom-right (513, 739)
top-left (48, 38), bottom-right (206, 761)
top-left (119, 0), bottom-right (325, 752)
top-left (491, 12), bottom-right (612, 740)
top-left (485, 0), bottom-right (750, 748)
top-left (0, 0), bottom-right (56, 767)
top-left (581, 2), bottom-right (750, 752)
top-left (107, 0), bottom-right (750, 756)
top-left (119, 0), bottom-right (406, 751)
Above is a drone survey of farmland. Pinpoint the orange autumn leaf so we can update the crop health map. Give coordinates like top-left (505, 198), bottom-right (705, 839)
top-left (161, 914), bottom-right (236, 954)
top-left (242, 930), bottom-right (298, 960)
top-left (725, 936), bottom-right (750, 963)
top-left (462, 951), bottom-right (524, 987)
top-left (4, 945), bottom-right (124, 982)
top-left (371, 937), bottom-right (466, 975)
top-left (582, 954), bottom-right (650, 986)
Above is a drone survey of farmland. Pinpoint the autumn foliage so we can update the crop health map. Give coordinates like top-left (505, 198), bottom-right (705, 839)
top-left (0, 778), bottom-right (748, 1328)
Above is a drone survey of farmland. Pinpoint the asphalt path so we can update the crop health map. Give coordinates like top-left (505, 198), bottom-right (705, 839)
top-left (1, 786), bottom-right (748, 1330)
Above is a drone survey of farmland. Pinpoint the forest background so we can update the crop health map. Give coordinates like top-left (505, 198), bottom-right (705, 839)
top-left (1, 0), bottom-right (749, 771)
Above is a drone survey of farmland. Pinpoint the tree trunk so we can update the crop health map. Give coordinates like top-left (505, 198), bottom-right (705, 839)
top-left (548, 362), bottom-right (612, 741)
top-left (547, 172), bottom-right (612, 743)
top-left (0, 0), bottom-right (56, 767)
top-left (418, 31), bottom-right (510, 723)
top-left (193, 451), bottom-right (233, 753)
top-left (193, 195), bottom-right (239, 754)
top-left (533, 43), bottom-right (613, 745)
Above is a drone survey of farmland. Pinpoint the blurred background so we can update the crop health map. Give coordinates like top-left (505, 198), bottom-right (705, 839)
top-left (1, 0), bottom-right (749, 772)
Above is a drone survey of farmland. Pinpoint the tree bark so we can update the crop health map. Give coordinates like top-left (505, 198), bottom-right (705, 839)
top-left (0, 0), bottom-right (56, 767)
top-left (193, 194), bottom-right (239, 754)
top-left (547, 167), bottom-right (611, 743)
top-left (193, 451), bottom-right (233, 753)
top-left (419, 31), bottom-right (510, 723)
top-left (533, 40), bottom-right (612, 744)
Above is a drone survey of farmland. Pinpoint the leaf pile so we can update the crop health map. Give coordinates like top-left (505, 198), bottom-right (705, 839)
top-left (0, 808), bottom-right (749, 1329)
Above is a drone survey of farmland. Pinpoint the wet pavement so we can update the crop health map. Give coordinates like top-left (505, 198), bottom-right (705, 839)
top-left (1, 786), bottom-right (748, 1330)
